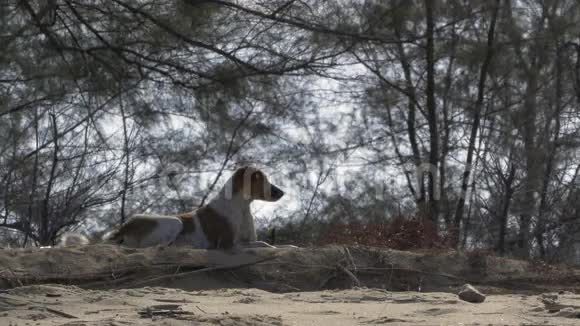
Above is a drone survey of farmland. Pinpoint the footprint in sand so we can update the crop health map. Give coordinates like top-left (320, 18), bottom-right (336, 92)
top-left (125, 290), bottom-right (146, 297)
top-left (362, 316), bottom-right (415, 324)
top-left (415, 307), bottom-right (460, 316)
top-left (233, 297), bottom-right (260, 304)
top-left (290, 310), bottom-right (341, 315)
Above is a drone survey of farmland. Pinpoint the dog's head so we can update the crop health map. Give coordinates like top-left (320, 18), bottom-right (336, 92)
top-left (231, 166), bottom-right (284, 202)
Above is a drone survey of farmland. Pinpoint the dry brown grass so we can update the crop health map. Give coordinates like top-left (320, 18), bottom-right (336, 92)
top-left (317, 217), bottom-right (450, 250)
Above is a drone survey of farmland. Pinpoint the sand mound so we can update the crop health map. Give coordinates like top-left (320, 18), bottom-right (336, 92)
top-left (0, 245), bottom-right (579, 294)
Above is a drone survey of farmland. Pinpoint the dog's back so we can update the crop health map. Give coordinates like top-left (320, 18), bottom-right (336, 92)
top-left (108, 215), bottom-right (183, 248)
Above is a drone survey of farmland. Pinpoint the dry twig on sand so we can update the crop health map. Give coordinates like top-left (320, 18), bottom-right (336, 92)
top-left (45, 307), bottom-right (78, 319)
top-left (138, 304), bottom-right (194, 319)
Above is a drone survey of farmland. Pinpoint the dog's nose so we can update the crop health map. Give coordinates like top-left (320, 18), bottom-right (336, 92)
top-left (270, 185), bottom-right (284, 200)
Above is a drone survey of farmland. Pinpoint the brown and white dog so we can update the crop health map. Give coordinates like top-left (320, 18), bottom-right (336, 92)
top-left (107, 166), bottom-right (285, 250)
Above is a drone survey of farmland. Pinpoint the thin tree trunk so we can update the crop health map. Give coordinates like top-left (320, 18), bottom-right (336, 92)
top-left (120, 99), bottom-right (131, 224)
top-left (394, 28), bottom-right (425, 213)
top-left (504, 0), bottom-right (549, 259)
top-left (41, 113), bottom-right (59, 246)
top-left (518, 75), bottom-right (540, 258)
top-left (425, 0), bottom-right (439, 222)
top-left (440, 25), bottom-right (458, 228)
top-left (463, 115), bottom-right (495, 248)
top-left (198, 108), bottom-right (254, 207)
top-left (64, 123), bottom-right (90, 215)
top-left (498, 152), bottom-right (517, 255)
top-left (535, 46), bottom-right (563, 257)
top-left (453, 0), bottom-right (500, 245)
top-left (385, 102), bottom-right (418, 199)
top-left (25, 108), bottom-right (41, 247)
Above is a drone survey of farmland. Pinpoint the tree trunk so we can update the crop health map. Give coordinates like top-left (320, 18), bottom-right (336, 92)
top-left (535, 46), bottom-right (563, 257)
top-left (424, 0), bottom-right (439, 223)
top-left (120, 100), bottom-right (131, 225)
top-left (394, 28), bottom-right (425, 214)
top-left (41, 113), bottom-right (59, 246)
top-left (498, 157), bottom-right (517, 255)
top-left (25, 108), bottom-right (40, 247)
top-left (518, 74), bottom-right (540, 258)
top-left (440, 25), bottom-right (458, 229)
top-left (453, 0), bottom-right (500, 245)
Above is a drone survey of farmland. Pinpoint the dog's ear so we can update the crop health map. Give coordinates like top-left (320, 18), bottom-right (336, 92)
top-left (231, 167), bottom-right (245, 194)
top-left (232, 166), bottom-right (256, 195)
top-left (249, 169), bottom-right (273, 200)
top-left (231, 166), bottom-right (279, 201)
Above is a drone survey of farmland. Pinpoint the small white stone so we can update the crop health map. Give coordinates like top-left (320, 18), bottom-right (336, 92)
top-left (556, 307), bottom-right (580, 318)
top-left (458, 284), bottom-right (486, 303)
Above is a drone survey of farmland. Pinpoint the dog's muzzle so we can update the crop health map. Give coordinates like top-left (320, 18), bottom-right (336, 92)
top-left (270, 184), bottom-right (284, 201)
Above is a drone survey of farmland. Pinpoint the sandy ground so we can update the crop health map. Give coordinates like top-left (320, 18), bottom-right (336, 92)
top-left (1, 245), bottom-right (580, 325)
top-left (1, 284), bottom-right (580, 326)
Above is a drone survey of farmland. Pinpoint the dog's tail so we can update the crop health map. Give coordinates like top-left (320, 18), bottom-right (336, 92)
top-left (103, 226), bottom-right (125, 244)
top-left (58, 232), bottom-right (90, 247)
top-left (104, 219), bottom-right (142, 245)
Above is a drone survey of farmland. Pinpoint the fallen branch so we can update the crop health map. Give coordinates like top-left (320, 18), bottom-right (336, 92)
top-left (138, 304), bottom-right (194, 319)
top-left (343, 247), bottom-right (357, 272)
top-left (45, 307), bottom-right (78, 319)
top-left (337, 264), bottom-right (361, 287)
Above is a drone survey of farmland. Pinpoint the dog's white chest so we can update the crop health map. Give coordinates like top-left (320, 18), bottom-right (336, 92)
top-left (208, 196), bottom-right (247, 239)
top-left (173, 216), bottom-right (211, 248)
